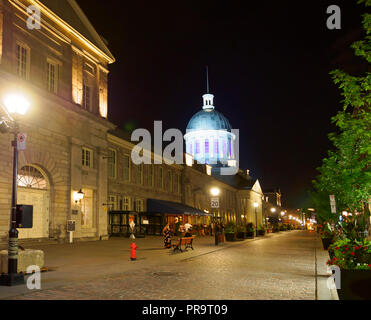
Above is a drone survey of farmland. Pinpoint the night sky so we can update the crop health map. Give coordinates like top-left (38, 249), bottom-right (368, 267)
top-left (76, 0), bottom-right (367, 208)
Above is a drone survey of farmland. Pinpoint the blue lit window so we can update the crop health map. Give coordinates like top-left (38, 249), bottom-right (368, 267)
top-left (205, 140), bottom-right (209, 153)
top-left (189, 143), bottom-right (193, 154)
top-left (223, 141), bottom-right (227, 156)
top-left (196, 142), bottom-right (200, 154)
top-left (214, 140), bottom-right (219, 154)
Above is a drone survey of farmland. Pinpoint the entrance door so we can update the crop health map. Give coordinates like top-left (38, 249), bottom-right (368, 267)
top-left (17, 165), bottom-right (50, 239)
top-left (17, 188), bottom-right (49, 239)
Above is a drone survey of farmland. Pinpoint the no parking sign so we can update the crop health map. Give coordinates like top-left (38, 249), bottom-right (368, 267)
top-left (17, 133), bottom-right (27, 150)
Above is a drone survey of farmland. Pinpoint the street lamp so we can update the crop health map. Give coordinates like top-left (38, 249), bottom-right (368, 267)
top-left (210, 187), bottom-right (221, 246)
top-left (0, 93), bottom-right (30, 286)
top-left (210, 187), bottom-right (220, 197)
top-left (253, 202), bottom-right (259, 236)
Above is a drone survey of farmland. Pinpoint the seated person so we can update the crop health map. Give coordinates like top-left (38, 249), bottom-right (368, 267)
top-left (184, 228), bottom-right (192, 238)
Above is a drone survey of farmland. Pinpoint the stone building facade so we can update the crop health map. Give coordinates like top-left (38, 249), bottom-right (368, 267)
top-left (0, 0), bottom-right (277, 244)
top-left (0, 0), bottom-right (114, 242)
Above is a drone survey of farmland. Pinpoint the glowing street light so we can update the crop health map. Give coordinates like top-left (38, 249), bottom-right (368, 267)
top-left (3, 93), bottom-right (30, 116)
top-left (281, 211), bottom-right (285, 216)
top-left (210, 187), bottom-right (220, 197)
top-left (0, 93), bottom-right (30, 286)
top-left (270, 207), bottom-right (276, 213)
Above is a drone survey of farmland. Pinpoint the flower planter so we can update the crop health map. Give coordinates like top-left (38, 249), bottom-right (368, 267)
top-left (337, 270), bottom-right (371, 300)
top-left (225, 233), bottom-right (237, 242)
top-left (321, 237), bottom-right (333, 250)
top-left (237, 232), bottom-right (245, 239)
top-left (245, 231), bottom-right (254, 239)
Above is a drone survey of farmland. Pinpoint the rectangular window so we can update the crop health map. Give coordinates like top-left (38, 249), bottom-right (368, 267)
top-left (159, 167), bottom-right (164, 189)
top-left (189, 142), bottom-right (193, 154)
top-left (108, 149), bottom-right (116, 178)
top-left (122, 196), bottom-right (131, 211)
top-left (83, 83), bottom-right (91, 110)
top-left (82, 147), bottom-right (93, 168)
top-left (135, 199), bottom-right (144, 212)
top-left (214, 140), bottom-right (219, 154)
top-left (149, 165), bottom-right (154, 187)
top-left (47, 61), bottom-right (58, 93)
top-left (137, 164), bottom-right (143, 185)
top-left (123, 155), bottom-right (131, 182)
top-left (196, 142), bottom-right (200, 154)
top-left (205, 140), bottom-right (209, 153)
top-left (84, 63), bottom-right (95, 75)
top-left (108, 195), bottom-right (117, 211)
top-left (223, 141), bottom-right (227, 156)
top-left (16, 44), bottom-right (29, 79)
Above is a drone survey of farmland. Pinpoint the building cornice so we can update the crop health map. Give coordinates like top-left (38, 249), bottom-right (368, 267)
top-left (9, 0), bottom-right (115, 64)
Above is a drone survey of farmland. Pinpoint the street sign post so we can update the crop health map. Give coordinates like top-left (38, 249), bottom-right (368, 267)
top-left (17, 133), bottom-right (26, 150)
top-left (329, 195), bottom-right (336, 213)
top-left (211, 197), bottom-right (219, 208)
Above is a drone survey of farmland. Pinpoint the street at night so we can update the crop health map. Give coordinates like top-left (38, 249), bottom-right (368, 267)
top-left (0, 0), bottom-right (370, 313)
top-left (1, 231), bottom-right (329, 300)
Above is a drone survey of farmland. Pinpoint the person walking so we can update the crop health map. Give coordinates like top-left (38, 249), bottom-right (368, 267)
top-left (162, 223), bottom-right (172, 248)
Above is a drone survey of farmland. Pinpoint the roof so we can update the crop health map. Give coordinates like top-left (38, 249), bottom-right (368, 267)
top-left (186, 108), bottom-right (232, 132)
top-left (38, 0), bottom-right (115, 63)
top-left (212, 172), bottom-right (257, 190)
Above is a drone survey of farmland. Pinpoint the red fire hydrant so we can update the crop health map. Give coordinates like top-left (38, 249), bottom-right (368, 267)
top-left (130, 242), bottom-right (138, 261)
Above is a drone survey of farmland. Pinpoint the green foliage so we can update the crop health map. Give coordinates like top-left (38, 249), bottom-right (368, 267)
top-left (312, 1), bottom-right (371, 238)
top-left (225, 222), bottom-right (237, 233)
top-left (280, 224), bottom-right (287, 231)
top-left (327, 238), bottom-right (371, 270)
top-left (317, 222), bottom-right (336, 239)
top-left (237, 225), bottom-right (245, 233)
top-left (246, 222), bottom-right (254, 233)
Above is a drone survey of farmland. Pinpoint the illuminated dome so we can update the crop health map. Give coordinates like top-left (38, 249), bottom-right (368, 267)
top-left (186, 108), bottom-right (232, 132)
top-left (184, 93), bottom-right (235, 166)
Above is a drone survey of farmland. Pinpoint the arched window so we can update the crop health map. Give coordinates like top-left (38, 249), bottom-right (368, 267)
top-left (17, 166), bottom-right (48, 190)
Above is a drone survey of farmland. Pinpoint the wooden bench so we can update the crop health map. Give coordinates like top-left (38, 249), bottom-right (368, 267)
top-left (172, 237), bottom-right (195, 252)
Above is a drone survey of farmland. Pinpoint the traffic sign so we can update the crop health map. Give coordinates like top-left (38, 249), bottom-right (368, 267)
top-left (211, 197), bottom-right (219, 208)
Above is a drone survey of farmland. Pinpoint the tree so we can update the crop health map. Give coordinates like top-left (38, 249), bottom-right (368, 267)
top-left (312, 0), bottom-right (371, 237)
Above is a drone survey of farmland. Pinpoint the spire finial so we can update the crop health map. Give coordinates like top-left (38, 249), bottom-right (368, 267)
top-left (206, 65), bottom-right (209, 94)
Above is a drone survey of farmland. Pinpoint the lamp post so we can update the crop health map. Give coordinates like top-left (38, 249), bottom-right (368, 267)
top-left (253, 202), bottom-right (259, 236)
top-left (0, 93), bottom-right (30, 286)
top-left (269, 207), bottom-right (276, 230)
top-left (210, 187), bottom-right (220, 246)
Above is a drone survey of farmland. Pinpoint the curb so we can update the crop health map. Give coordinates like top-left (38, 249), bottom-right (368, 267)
top-left (315, 244), bottom-right (339, 300)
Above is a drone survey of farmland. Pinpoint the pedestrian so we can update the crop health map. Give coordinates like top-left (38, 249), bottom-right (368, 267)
top-left (184, 222), bottom-right (192, 233)
top-left (162, 223), bottom-right (172, 249)
top-left (175, 218), bottom-right (181, 237)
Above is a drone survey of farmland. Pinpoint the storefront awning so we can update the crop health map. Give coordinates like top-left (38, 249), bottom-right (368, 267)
top-left (147, 199), bottom-right (212, 216)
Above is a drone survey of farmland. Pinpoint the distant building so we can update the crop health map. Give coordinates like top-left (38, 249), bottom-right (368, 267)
top-left (263, 188), bottom-right (282, 207)
top-left (184, 91), bottom-right (236, 166)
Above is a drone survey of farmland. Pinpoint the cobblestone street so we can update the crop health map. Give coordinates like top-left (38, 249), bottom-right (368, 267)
top-left (0, 230), bottom-right (329, 300)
